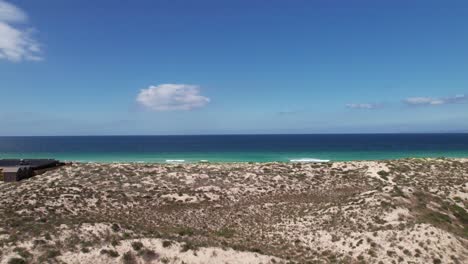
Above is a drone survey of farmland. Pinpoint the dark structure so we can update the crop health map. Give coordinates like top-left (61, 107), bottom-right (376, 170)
top-left (0, 159), bottom-right (64, 182)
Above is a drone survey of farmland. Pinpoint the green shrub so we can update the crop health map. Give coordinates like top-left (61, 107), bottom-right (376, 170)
top-left (100, 249), bottom-right (119, 258)
top-left (391, 186), bottom-right (406, 198)
top-left (13, 247), bottom-right (32, 259)
top-left (424, 211), bottom-right (451, 224)
top-left (449, 204), bottom-right (468, 224)
top-left (122, 251), bottom-right (137, 264)
top-left (111, 239), bottom-right (120, 247)
top-left (215, 228), bottom-right (235, 238)
top-left (131, 241), bottom-right (143, 251)
top-left (8, 258), bottom-right (26, 264)
top-left (377, 170), bottom-right (389, 180)
top-left (162, 240), bottom-right (173, 248)
top-left (139, 249), bottom-right (159, 262)
top-left (181, 242), bottom-right (198, 252)
top-left (45, 249), bottom-right (61, 259)
top-left (177, 227), bottom-right (194, 236)
top-left (111, 223), bottom-right (120, 232)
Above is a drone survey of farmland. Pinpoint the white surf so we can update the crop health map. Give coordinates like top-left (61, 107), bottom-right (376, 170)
top-left (166, 159), bottom-right (185, 163)
top-left (290, 158), bottom-right (330, 163)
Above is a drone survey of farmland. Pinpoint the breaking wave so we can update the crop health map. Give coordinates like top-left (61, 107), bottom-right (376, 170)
top-left (166, 159), bottom-right (185, 163)
top-left (290, 158), bottom-right (330, 163)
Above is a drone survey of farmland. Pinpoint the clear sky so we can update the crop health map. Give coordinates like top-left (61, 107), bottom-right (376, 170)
top-left (0, 0), bottom-right (467, 135)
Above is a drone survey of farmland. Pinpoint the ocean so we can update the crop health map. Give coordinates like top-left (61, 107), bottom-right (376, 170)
top-left (0, 134), bottom-right (467, 163)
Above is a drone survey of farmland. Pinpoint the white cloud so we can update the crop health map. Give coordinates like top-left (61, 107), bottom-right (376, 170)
top-left (136, 84), bottom-right (210, 111)
top-left (0, 0), bottom-right (26, 22)
top-left (346, 103), bottom-right (379, 109)
top-left (0, 0), bottom-right (41, 62)
top-left (404, 94), bottom-right (467, 106)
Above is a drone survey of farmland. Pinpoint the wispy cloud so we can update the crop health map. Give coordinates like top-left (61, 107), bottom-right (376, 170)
top-left (346, 103), bottom-right (380, 109)
top-left (136, 84), bottom-right (210, 111)
top-left (404, 94), bottom-right (467, 106)
top-left (0, 0), bottom-right (42, 62)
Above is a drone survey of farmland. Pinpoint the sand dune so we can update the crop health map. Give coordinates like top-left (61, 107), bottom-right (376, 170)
top-left (0, 158), bottom-right (467, 263)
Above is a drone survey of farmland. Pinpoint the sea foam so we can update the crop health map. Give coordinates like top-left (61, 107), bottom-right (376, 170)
top-left (290, 158), bottom-right (330, 163)
top-left (166, 159), bottom-right (185, 163)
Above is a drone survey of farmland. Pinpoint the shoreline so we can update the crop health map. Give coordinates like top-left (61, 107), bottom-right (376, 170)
top-left (54, 156), bottom-right (468, 165)
top-left (2, 154), bottom-right (468, 165)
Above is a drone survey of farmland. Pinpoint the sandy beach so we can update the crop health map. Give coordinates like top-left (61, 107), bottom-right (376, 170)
top-left (0, 158), bottom-right (467, 263)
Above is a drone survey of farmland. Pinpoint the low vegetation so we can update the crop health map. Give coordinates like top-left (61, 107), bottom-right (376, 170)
top-left (0, 158), bottom-right (466, 263)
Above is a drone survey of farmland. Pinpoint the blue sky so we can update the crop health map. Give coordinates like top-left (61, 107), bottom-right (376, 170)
top-left (0, 0), bottom-right (467, 135)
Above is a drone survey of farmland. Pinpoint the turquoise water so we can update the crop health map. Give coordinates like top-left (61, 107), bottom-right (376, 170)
top-left (1, 151), bottom-right (467, 163)
top-left (1, 134), bottom-right (467, 163)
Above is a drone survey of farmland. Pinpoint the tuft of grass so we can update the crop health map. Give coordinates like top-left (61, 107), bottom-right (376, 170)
top-left (423, 211), bottom-right (452, 225)
top-left (13, 247), bottom-right (32, 260)
top-left (139, 248), bottom-right (159, 262)
top-left (162, 240), bottom-right (174, 248)
top-left (45, 249), bottom-right (61, 258)
top-left (177, 227), bottom-right (194, 236)
top-left (250, 247), bottom-right (263, 254)
top-left (391, 186), bottom-right (406, 198)
top-left (100, 249), bottom-right (119, 258)
top-left (122, 251), bottom-right (138, 264)
top-left (44, 233), bottom-right (52, 240)
top-left (8, 258), bottom-right (26, 264)
top-left (403, 249), bottom-right (412, 256)
top-left (448, 204), bottom-right (468, 224)
top-left (331, 234), bottom-right (341, 242)
top-left (111, 223), bottom-right (120, 232)
top-left (81, 247), bottom-right (90, 253)
top-left (131, 241), bottom-right (143, 251)
top-left (37, 249), bottom-right (61, 263)
top-left (393, 165), bottom-right (411, 173)
top-left (380, 200), bottom-right (396, 209)
top-left (377, 170), bottom-right (389, 180)
top-left (111, 238), bottom-right (120, 247)
top-left (215, 227), bottom-right (235, 238)
top-left (181, 241), bottom-right (199, 252)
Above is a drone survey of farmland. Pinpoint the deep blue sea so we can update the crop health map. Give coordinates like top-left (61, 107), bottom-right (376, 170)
top-left (0, 134), bottom-right (467, 163)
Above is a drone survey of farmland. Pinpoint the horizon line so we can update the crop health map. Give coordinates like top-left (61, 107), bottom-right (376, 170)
top-left (0, 132), bottom-right (467, 137)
